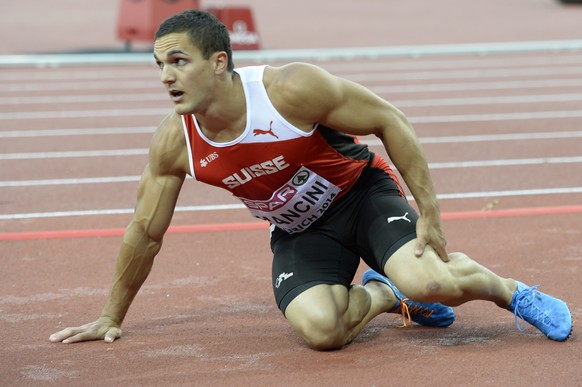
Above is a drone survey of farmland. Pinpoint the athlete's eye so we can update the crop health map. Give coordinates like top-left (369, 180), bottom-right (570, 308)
top-left (174, 58), bottom-right (187, 66)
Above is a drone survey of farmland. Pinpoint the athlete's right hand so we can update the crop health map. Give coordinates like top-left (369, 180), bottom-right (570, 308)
top-left (49, 316), bottom-right (122, 344)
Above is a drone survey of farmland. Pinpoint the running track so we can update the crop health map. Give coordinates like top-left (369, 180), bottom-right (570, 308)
top-left (1, 45), bottom-right (582, 386)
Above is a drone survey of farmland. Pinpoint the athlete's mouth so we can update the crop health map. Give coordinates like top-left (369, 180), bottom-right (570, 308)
top-left (169, 90), bottom-right (184, 101)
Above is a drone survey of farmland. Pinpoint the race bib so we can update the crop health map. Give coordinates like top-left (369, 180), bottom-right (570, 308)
top-left (238, 167), bottom-right (341, 233)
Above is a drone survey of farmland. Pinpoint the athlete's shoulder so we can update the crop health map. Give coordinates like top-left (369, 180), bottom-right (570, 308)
top-left (264, 63), bottom-right (342, 125)
top-left (149, 112), bottom-right (189, 176)
top-left (265, 62), bottom-right (334, 90)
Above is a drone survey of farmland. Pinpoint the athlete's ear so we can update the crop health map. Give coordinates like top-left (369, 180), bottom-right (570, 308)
top-left (213, 51), bottom-right (229, 74)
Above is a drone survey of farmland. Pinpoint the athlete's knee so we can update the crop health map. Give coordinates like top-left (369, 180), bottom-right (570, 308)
top-left (291, 309), bottom-right (345, 351)
top-left (285, 290), bottom-right (349, 350)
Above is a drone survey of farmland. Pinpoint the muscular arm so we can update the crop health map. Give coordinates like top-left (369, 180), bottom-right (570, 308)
top-left (50, 113), bottom-right (188, 343)
top-left (268, 63), bottom-right (447, 260)
top-left (101, 162), bottom-right (184, 326)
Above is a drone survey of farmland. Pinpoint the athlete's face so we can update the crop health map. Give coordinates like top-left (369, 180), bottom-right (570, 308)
top-left (154, 32), bottom-right (217, 115)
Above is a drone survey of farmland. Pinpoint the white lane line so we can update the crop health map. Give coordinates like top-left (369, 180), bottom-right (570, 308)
top-left (3, 65), bottom-right (582, 91)
top-left (0, 127), bottom-right (155, 138)
top-left (322, 55), bottom-right (582, 73)
top-left (418, 131), bottom-right (582, 144)
top-left (346, 66), bottom-right (582, 82)
top-left (3, 133), bottom-right (582, 161)
top-left (2, 187), bottom-right (581, 220)
top-left (0, 80), bottom-right (160, 92)
top-left (436, 187), bottom-right (582, 200)
top-left (0, 149), bottom-right (148, 160)
top-left (2, 128), bottom-right (581, 143)
top-left (3, 92), bottom-right (582, 108)
top-left (0, 69), bottom-right (157, 81)
top-left (4, 70), bottom-right (582, 94)
top-left (2, 156), bottom-right (581, 186)
top-left (410, 110), bottom-right (582, 123)
top-left (429, 156), bottom-right (582, 169)
top-left (392, 93), bottom-right (582, 108)
top-left (0, 176), bottom-right (140, 187)
top-left (371, 78), bottom-right (582, 93)
top-left (3, 54), bottom-right (582, 81)
top-left (1, 108), bottom-right (582, 122)
top-left (0, 108), bottom-right (169, 120)
top-left (0, 93), bottom-right (166, 105)
top-left (3, 39), bottom-right (582, 67)
top-left (0, 204), bottom-right (244, 220)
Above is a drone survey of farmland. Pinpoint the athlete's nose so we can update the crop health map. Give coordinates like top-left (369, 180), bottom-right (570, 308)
top-left (160, 66), bottom-right (176, 85)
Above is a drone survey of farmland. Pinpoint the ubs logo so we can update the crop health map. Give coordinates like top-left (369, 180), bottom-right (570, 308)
top-left (200, 152), bottom-right (219, 168)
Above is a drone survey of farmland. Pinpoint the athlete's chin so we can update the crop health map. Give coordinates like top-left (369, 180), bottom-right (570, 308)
top-left (173, 104), bottom-right (193, 116)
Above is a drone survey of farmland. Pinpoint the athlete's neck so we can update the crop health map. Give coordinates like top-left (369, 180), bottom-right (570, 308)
top-left (196, 72), bottom-right (247, 143)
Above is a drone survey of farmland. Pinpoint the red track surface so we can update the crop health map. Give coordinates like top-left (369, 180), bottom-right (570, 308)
top-left (1, 1), bottom-right (582, 386)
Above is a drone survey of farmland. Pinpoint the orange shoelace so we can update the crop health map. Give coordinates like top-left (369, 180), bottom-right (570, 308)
top-left (393, 298), bottom-right (435, 327)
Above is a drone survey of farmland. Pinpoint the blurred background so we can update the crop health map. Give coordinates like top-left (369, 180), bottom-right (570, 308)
top-left (1, 2), bottom-right (582, 385)
top-left (1, 0), bottom-right (581, 55)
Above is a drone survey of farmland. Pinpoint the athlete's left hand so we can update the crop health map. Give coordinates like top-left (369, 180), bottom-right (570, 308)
top-left (414, 215), bottom-right (449, 262)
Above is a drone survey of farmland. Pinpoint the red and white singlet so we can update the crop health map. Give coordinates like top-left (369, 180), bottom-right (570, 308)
top-left (182, 65), bottom-right (395, 233)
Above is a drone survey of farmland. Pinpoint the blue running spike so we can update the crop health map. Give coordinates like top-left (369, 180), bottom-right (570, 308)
top-left (362, 269), bottom-right (455, 327)
top-left (509, 281), bottom-right (572, 341)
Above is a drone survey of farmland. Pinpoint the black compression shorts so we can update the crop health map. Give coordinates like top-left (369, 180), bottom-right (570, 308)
top-left (270, 166), bottom-right (418, 313)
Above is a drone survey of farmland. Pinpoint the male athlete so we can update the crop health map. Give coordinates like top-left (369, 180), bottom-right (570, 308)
top-left (50, 10), bottom-right (572, 350)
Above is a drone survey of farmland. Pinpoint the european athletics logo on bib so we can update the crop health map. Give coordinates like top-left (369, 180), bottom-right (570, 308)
top-left (238, 166), bottom-right (341, 233)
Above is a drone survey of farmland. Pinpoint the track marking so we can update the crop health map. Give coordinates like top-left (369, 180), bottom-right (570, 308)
top-left (2, 205), bottom-right (581, 241)
top-left (2, 154), bottom-right (582, 186)
top-left (0, 176), bottom-right (140, 187)
top-left (372, 78), bottom-right (582, 94)
top-left (4, 92), bottom-right (582, 108)
top-left (0, 80), bottom-right (160, 92)
top-left (429, 156), bottom-right (582, 169)
top-left (1, 187), bottom-right (581, 220)
top-left (3, 53), bottom-right (582, 80)
top-left (0, 93), bottom-right (166, 105)
top-left (0, 222), bottom-right (267, 241)
top-left (3, 108), bottom-right (582, 122)
top-left (0, 204), bottom-right (245, 220)
top-left (0, 148), bottom-right (148, 160)
top-left (2, 128), bottom-right (582, 146)
top-left (322, 54), bottom-right (582, 72)
top-left (0, 126), bottom-right (155, 138)
top-left (2, 127), bottom-right (581, 142)
top-left (410, 110), bottom-right (582, 123)
top-left (4, 66), bottom-right (582, 92)
top-left (3, 39), bottom-right (582, 67)
top-left (0, 108), bottom-right (169, 120)
top-left (347, 65), bottom-right (582, 82)
top-left (2, 151), bottom-right (581, 167)
top-left (4, 77), bottom-right (582, 95)
top-left (393, 93), bottom-right (582, 108)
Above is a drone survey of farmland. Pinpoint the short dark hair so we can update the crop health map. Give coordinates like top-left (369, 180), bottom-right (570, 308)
top-left (155, 10), bottom-right (234, 72)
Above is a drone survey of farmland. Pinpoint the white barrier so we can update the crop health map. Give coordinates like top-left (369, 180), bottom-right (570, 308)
top-left (1, 40), bottom-right (582, 68)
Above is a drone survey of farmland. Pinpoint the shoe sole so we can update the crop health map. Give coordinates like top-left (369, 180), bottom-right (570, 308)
top-left (557, 318), bottom-right (574, 342)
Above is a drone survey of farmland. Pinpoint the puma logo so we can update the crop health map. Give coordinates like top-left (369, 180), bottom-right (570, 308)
top-left (387, 212), bottom-right (411, 223)
top-left (275, 272), bottom-right (294, 288)
top-left (253, 120), bottom-right (279, 139)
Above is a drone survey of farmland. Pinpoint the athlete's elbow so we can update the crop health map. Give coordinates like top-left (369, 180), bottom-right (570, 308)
top-left (125, 219), bottom-right (165, 246)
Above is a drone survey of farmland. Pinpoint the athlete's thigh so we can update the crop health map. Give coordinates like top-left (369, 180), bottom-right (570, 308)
top-left (355, 183), bottom-right (418, 273)
top-left (270, 227), bottom-right (360, 314)
top-left (284, 283), bottom-right (349, 327)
